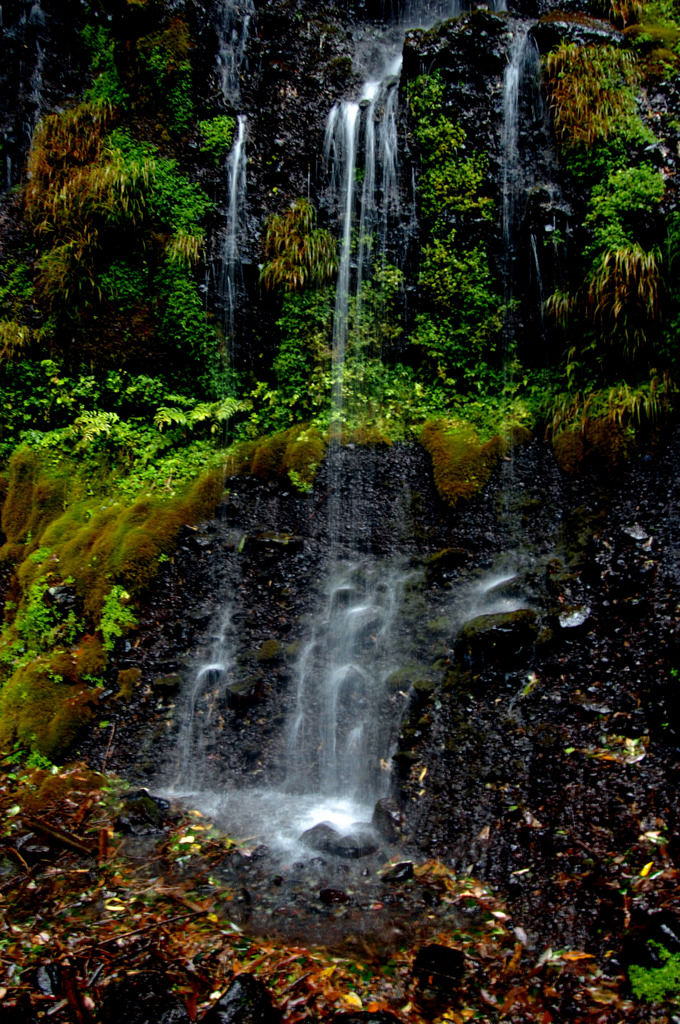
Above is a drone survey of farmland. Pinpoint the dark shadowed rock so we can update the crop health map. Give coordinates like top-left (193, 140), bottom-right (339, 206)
top-left (458, 609), bottom-right (538, 666)
top-left (99, 976), bottom-right (191, 1024)
top-left (413, 944), bottom-right (466, 994)
top-left (200, 974), bottom-right (280, 1024)
top-left (333, 829), bottom-right (379, 859)
top-left (372, 797), bottom-right (403, 840)
top-left (301, 822), bottom-right (341, 854)
top-left (115, 790), bottom-right (170, 835)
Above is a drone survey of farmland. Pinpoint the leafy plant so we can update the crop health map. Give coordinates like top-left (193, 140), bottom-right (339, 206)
top-left (100, 585), bottom-right (137, 653)
top-left (629, 943), bottom-right (680, 1004)
top-left (260, 199), bottom-right (338, 292)
top-left (199, 116), bottom-right (236, 164)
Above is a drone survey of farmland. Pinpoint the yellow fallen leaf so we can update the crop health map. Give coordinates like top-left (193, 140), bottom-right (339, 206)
top-left (319, 966), bottom-right (335, 979)
top-left (418, 766), bottom-right (428, 782)
top-left (179, 836), bottom-right (195, 845)
top-left (640, 861), bottom-right (654, 877)
top-left (561, 951), bottom-right (595, 962)
top-left (0, 987), bottom-right (7, 999)
top-left (104, 899), bottom-right (126, 913)
top-left (207, 914), bottom-right (219, 923)
top-left (342, 992), bottom-right (362, 1009)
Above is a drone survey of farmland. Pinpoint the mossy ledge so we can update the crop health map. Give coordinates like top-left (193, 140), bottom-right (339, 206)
top-left (0, 446), bottom-right (226, 757)
top-left (420, 419), bottom-right (531, 507)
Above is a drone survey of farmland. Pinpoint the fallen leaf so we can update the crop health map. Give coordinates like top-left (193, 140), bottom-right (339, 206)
top-left (639, 861), bottom-right (654, 877)
top-left (342, 992), bottom-right (362, 1008)
top-left (561, 951), bottom-right (596, 962)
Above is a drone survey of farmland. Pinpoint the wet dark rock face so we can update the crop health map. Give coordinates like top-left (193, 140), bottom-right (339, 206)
top-left (74, 433), bottom-right (680, 954)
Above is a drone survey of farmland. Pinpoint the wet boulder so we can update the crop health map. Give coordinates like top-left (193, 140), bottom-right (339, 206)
top-left (372, 797), bottom-right (403, 841)
top-left (201, 974), bottom-right (280, 1024)
top-left (458, 609), bottom-right (538, 667)
top-left (301, 822), bottom-right (378, 858)
top-left (332, 828), bottom-right (379, 859)
top-left (301, 822), bottom-right (341, 854)
top-left (115, 790), bottom-right (170, 836)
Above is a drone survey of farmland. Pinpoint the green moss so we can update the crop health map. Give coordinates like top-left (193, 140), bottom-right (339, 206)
top-left (229, 426), bottom-right (327, 492)
top-left (629, 944), bottom-right (680, 1004)
top-left (0, 455), bottom-right (226, 757)
top-left (420, 419), bottom-right (504, 506)
top-left (116, 667), bottom-right (142, 701)
top-left (257, 639), bottom-right (283, 663)
top-left (0, 447), bottom-right (69, 548)
top-left (0, 657), bottom-right (100, 758)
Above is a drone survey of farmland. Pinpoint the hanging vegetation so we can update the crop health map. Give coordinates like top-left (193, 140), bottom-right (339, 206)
top-left (260, 199), bottom-right (338, 292)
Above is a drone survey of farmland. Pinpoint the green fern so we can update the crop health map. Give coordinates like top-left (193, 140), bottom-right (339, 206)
top-left (70, 410), bottom-right (121, 449)
top-left (154, 396), bottom-right (250, 433)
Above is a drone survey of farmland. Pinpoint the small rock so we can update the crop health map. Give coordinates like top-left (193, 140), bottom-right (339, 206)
top-left (115, 790), bottom-right (170, 836)
top-left (153, 673), bottom-right (183, 692)
top-left (319, 888), bottom-right (348, 904)
top-left (381, 861), bottom-right (413, 883)
top-left (301, 823), bottom-right (341, 854)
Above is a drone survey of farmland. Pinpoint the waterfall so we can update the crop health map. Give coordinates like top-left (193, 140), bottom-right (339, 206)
top-left (501, 25), bottom-right (532, 294)
top-left (211, 1), bottom-right (254, 356)
top-left (325, 101), bottom-right (360, 416)
top-left (222, 115), bottom-right (248, 356)
top-left (287, 564), bottom-right (405, 805)
top-left (216, 0), bottom-right (254, 106)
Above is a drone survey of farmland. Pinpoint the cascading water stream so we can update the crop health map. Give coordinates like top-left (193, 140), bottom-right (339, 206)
top-left (222, 114), bottom-right (248, 356)
top-left (168, 0), bottom-right (525, 859)
top-left (216, 0), bottom-right (254, 106)
top-left (211, 1), bottom-right (254, 355)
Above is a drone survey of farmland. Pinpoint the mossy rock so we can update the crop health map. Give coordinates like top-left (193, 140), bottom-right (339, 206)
top-left (386, 666), bottom-right (418, 692)
top-left (117, 667), bottom-right (142, 701)
top-left (0, 659), bottom-right (100, 758)
top-left (228, 424), bottom-right (327, 492)
top-left (420, 420), bottom-right (504, 507)
top-left (257, 639), bottom-right (283, 663)
top-left (225, 674), bottom-right (264, 709)
top-left (425, 547), bottom-right (469, 582)
top-left (553, 417), bottom-right (632, 477)
top-left (459, 608), bottom-right (539, 666)
top-left (152, 672), bottom-right (182, 692)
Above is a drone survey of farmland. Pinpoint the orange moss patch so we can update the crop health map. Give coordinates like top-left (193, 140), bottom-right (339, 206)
top-left (420, 420), bottom-right (503, 507)
top-left (553, 417), bottom-right (632, 476)
top-left (116, 667), bottom-right (142, 701)
top-left (229, 425), bottom-right (327, 491)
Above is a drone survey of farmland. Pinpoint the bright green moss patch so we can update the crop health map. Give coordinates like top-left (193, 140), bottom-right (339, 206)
top-left (629, 944), bottom-right (680, 1004)
top-left (0, 452), bottom-right (226, 756)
